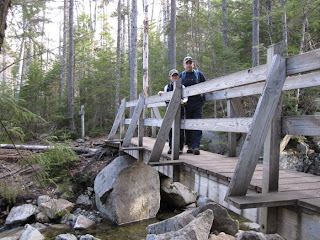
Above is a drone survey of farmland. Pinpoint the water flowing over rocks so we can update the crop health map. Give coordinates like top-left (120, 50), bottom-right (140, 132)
top-left (94, 155), bottom-right (160, 224)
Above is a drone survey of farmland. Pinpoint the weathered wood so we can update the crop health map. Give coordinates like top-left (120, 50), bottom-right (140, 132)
top-left (287, 48), bottom-right (320, 75)
top-left (228, 189), bottom-right (320, 209)
top-left (205, 71), bottom-right (320, 101)
top-left (280, 134), bottom-right (292, 152)
top-left (181, 118), bottom-right (251, 132)
top-left (183, 64), bottom-right (268, 98)
top-left (227, 100), bottom-right (237, 157)
top-left (0, 144), bottom-right (97, 153)
top-left (226, 54), bottom-right (286, 198)
top-left (107, 98), bottom-right (126, 140)
top-left (260, 42), bottom-right (283, 234)
top-left (121, 146), bottom-right (145, 150)
top-left (148, 86), bottom-right (181, 163)
top-left (122, 95), bottom-right (145, 147)
top-left (282, 115), bottom-right (320, 136)
top-left (172, 79), bottom-right (182, 160)
top-left (151, 107), bottom-right (162, 137)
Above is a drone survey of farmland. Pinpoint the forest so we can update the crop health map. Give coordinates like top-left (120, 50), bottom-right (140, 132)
top-left (0, 0), bottom-right (320, 142)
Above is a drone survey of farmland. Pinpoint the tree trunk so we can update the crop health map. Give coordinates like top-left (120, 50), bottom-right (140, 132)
top-left (1, 46), bottom-right (6, 90)
top-left (15, 25), bottom-right (25, 100)
top-left (0, 0), bottom-right (11, 53)
top-left (252, 0), bottom-right (259, 67)
top-left (61, 0), bottom-right (68, 103)
top-left (115, 0), bottom-right (121, 110)
top-left (68, 0), bottom-right (75, 131)
top-left (143, 0), bottom-right (149, 97)
top-left (169, 0), bottom-right (176, 69)
top-left (266, 0), bottom-right (272, 44)
top-left (130, 0), bottom-right (138, 116)
top-left (222, 0), bottom-right (228, 47)
top-left (281, 0), bottom-right (288, 56)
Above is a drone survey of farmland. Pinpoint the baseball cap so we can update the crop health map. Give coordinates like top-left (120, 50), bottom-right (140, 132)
top-left (169, 69), bottom-right (179, 76)
top-left (183, 56), bottom-right (193, 63)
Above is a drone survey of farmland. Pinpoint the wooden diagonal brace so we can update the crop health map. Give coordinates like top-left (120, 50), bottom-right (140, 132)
top-left (147, 82), bottom-right (182, 163)
top-left (107, 98), bottom-right (126, 140)
top-left (225, 54), bottom-right (286, 199)
top-left (122, 94), bottom-right (145, 147)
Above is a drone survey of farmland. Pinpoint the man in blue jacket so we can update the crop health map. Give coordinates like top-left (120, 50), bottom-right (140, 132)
top-left (180, 56), bottom-right (206, 155)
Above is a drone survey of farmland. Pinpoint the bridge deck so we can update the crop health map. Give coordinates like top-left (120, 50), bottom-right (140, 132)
top-left (124, 137), bottom-right (320, 212)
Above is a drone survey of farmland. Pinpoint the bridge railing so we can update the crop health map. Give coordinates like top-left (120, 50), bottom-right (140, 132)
top-left (107, 43), bottom-right (320, 223)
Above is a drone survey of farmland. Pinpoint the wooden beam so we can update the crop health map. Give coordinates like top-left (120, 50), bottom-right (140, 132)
top-left (172, 79), bottom-right (182, 160)
top-left (287, 48), bottom-right (320, 75)
top-left (228, 189), bottom-right (320, 209)
top-left (181, 118), bottom-right (251, 132)
top-left (148, 86), bottom-right (181, 163)
top-left (122, 95), bottom-right (145, 147)
top-left (282, 115), bottom-right (320, 136)
top-left (260, 42), bottom-right (283, 234)
top-left (205, 71), bottom-right (320, 101)
top-left (107, 98), bottom-right (126, 140)
top-left (227, 192), bottom-right (297, 209)
top-left (227, 100), bottom-right (237, 157)
top-left (226, 54), bottom-right (286, 198)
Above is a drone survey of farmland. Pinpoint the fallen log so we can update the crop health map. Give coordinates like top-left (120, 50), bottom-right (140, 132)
top-left (0, 144), bottom-right (97, 154)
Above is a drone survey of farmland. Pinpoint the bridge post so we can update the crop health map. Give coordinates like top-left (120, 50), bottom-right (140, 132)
top-left (260, 42), bottom-right (283, 234)
top-left (172, 78), bottom-right (182, 159)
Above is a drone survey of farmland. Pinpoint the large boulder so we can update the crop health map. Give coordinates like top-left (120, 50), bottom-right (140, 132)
top-left (146, 209), bottom-right (214, 240)
top-left (5, 204), bottom-right (37, 227)
top-left (94, 155), bottom-right (160, 224)
top-left (161, 177), bottom-right (197, 208)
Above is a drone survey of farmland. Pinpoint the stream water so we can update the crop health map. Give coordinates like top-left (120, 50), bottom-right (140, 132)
top-left (42, 211), bottom-right (177, 240)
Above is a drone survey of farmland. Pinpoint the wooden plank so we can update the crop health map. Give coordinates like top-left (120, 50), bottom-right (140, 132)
top-left (126, 64), bottom-right (268, 107)
top-left (122, 95), bottom-right (145, 147)
top-left (121, 146), bottom-right (145, 151)
top-left (298, 198), bottom-right (320, 212)
top-left (287, 49), bottom-right (320, 75)
top-left (228, 192), bottom-right (297, 209)
top-left (148, 86), bottom-right (181, 163)
top-left (205, 71), bottom-right (320, 101)
top-left (260, 42), bottom-right (283, 234)
top-left (226, 54), bottom-right (287, 198)
top-left (227, 100), bottom-right (237, 157)
top-left (107, 98), bottom-right (126, 140)
top-left (228, 189), bottom-right (320, 209)
top-left (151, 107), bottom-right (162, 137)
top-left (282, 115), bottom-right (320, 136)
top-left (148, 160), bottom-right (184, 166)
top-left (181, 118), bottom-right (251, 132)
top-left (172, 79), bottom-right (182, 160)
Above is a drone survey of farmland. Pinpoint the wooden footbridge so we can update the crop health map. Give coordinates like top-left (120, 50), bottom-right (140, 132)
top-left (105, 43), bottom-right (320, 240)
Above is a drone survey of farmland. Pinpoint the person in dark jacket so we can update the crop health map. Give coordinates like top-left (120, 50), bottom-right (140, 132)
top-left (180, 56), bottom-right (206, 155)
top-left (158, 69), bottom-right (188, 154)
